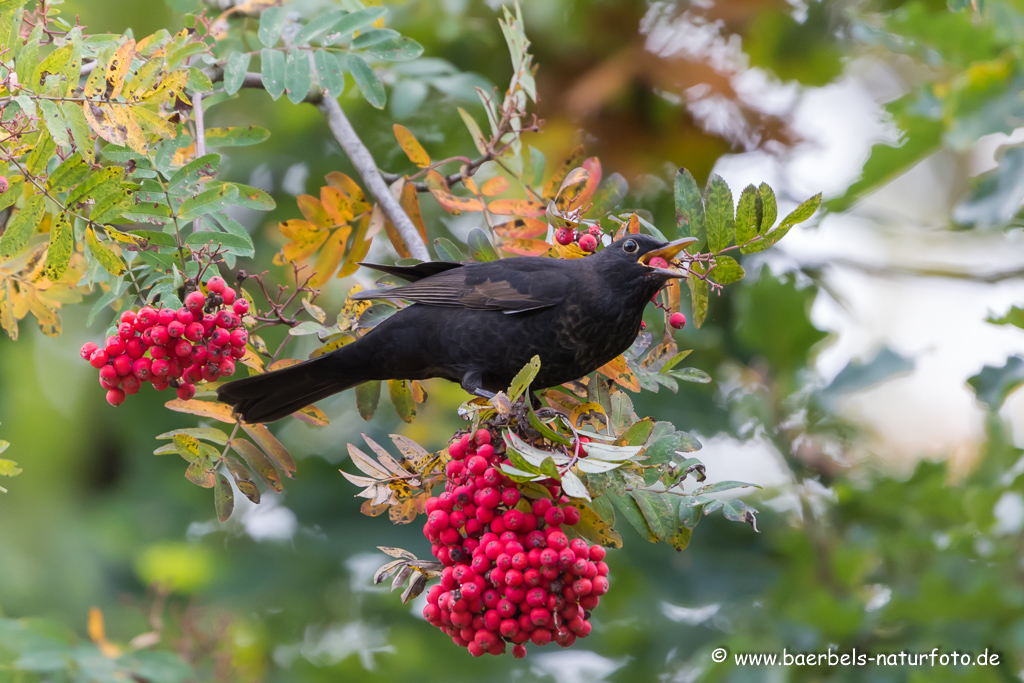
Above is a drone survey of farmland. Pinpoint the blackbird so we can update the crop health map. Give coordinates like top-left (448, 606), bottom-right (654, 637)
top-left (218, 234), bottom-right (696, 423)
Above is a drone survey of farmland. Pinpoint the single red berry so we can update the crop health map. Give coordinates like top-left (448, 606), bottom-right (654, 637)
top-left (563, 506), bottom-right (580, 525)
top-left (216, 310), bottom-right (235, 328)
top-left (221, 287), bottom-right (236, 305)
top-left (89, 349), bottom-right (109, 368)
top-left (136, 307), bottom-right (157, 328)
top-left (544, 507), bottom-right (565, 527)
top-left (151, 326), bottom-right (170, 346)
top-left (554, 228), bottom-right (575, 246)
top-left (207, 276), bottom-right (226, 294)
top-left (80, 342), bottom-right (98, 361)
top-left (175, 308), bottom-right (194, 325)
top-left (185, 291), bottom-right (206, 312)
top-left (201, 314), bottom-right (217, 336)
top-left (125, 338), bottom-right (144, 359)
top-left (218, 358), bottom-right (236, 376)
top-left (105, 336), bottom-right (125, 357)
top-left (184, 322), bottom-right (204, 342)
top-left (467, 455), bottom-right (488, 476)
top-left (229, 329), bottom-right (248, 348)
top-left (167, 321), bottom-right (185, 339)
top-left (105, 388), bottom-right (126, 406)
top-left (648, 256), bottom-right (669, 269)
top-left (151, 359), bottom-right (170, 377)
top-left (512, 644), bottom-right (527, 659)
top-left (232, 298), bottom-right (250, 315)
top-left (98, 364), bottom-right (118, 384)
top-left (208, 328), bottom-right (230, 347)
top-left (117, 322), bottom-right (134, 340)
top-left (578, 234), bottom-right (598, 252)
top-left (174, 340), bottom-right (193, 358)
top-left (530, 627), bottom-right (552, 646)
top-left (132, 357), bottom-right (152, 381)
top-left (112, 354), bottom-right (133, 376)
top-left (669, 312), bottom-right (686, 329)
top-left (120, 310), bottom-right (137, 326)
top-left (588, 225), bottom-right (602, 237)
top-left (157, 308), bottom-right (176, 326)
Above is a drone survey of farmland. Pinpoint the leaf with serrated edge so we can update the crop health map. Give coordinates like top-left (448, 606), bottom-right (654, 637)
top-left (508, 355), bottom-right (541, 403)
top-left (230, 438), bottom-right (282, 493)
top-left (242, 423), bottom-right (295, 476)
top-left (348, 443), bottom-right (391, 479)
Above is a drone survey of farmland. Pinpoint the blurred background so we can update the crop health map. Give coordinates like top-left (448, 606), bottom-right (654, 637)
top-left (3, 0), bottom-right (1024, 680)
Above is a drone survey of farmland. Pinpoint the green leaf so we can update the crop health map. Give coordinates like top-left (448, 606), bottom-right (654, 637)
top-left (674, 168), bottom-right (705, 252)
top-left (821, 347), bottom-right (914, 401)
top-left (325, 6), bottom-right (386, 42)
top-left (630, 488), bottom-right (675, 542)
top-left (735, 184), bottom-right (758, 246)
top-left (687, 267), bottom-right (708, 328)
top-left (285, 48), bottom-right (311, 105)
top-left (220, 182), bottom-right (274, 211)
top-left (988, 306), bottom-right (1024, 330)
top-left (91, 186), bottom-right (134, 224)
top-left (467, 227), bottom-right (498, 262)
top-left (574, 504), bottom-right (622, 548)
top-left (344, 53), bottom-right (385, 109)
top-left (205, 126), bottom-right (271, 147)
top-left (260, 48), bottom-right (286, 100)
top-left (156, 427), bottom-right (229, 444)
top-left (63, 102), bottom-right (95, 164)
top-left (695, 480), bottom-right (759, 496)
top-left (764, 192), bottom-right (821, 247)
top-left (709, 254), bottom-right (744, 285)
top-left (609, 492), bottom-right (658, 542)
top-left (968, 356), bottom-right (1024, 410)
top-left (458, 107), bottom-right (488, 156)
top-left (389, 379), bottom-right (416, 423)
top-left (314, 49), bottom-right (345, 97)
top-left (642, 435), bottom-right (679, 467)
top-left (355, 380), bottom-right (381, 420)
top-left (38, 99), bottom-right (70, 148)
top-left (0, 176), bottom-right (24, 212)
top-left (26, 129), bottom-right (56, 176)
top-left (85, 227), bottom-right (126, 276)
top-left (169, 153), bottom-right (220, 191)
top-left (0, 194), bottom-right (45, 260)
top-left (294, 8), bottom-right (348, 45)
top-left (185, 230), bottom-right (255, 256)
top-left (720, 498), bottom-right (759, 532)
top-left (223, 51), bottom-right (250, 96)
top-left (214, 473), bottom-right (234, 522)
top-left (433, 237), bottom-right (467, 262)
top-left (758, 182), bottom-right (777, 234)
top-left (508, 355), bottom-right (541, 404)
top-left (43, 212), bottom-right (73, 282)
top-left (704, 174), bottom-right (734, 254)
top-left (66, 166), bottom-right (124, 209)
top-left (46, 153), bottom-right (89, 192)
top-left (366, 36), bottom-right (424, 62)
top-left (230, 438), bottom-right (283, 493)
top-left (258, 6), bottom-right (287, 47)
top-left (670, 367), bottom-right (713, 384)
top-left (178, 184), bottom-right (239, 221)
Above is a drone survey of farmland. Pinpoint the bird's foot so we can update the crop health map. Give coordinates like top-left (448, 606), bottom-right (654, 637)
top-left (534, 406), bottom-right (570, 423)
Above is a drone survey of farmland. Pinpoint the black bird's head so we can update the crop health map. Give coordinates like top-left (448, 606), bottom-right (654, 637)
top-left (586, 234), bottom-right (697, 308)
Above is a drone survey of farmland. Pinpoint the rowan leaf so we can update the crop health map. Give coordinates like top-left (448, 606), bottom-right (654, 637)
top-left (242, 423), bottom-right (296, 477)
top-left (356, 380), bottom-right (382, 421)
top-left (704, 174), bottom-right (734, 254)
top-left (230, 438), bottom-right (283, 493)
top-left (43, 212), bottom-right (73, 282)
top-left (674, 168), bottom-right (705, 252)
top-left (467, 227), bottom-right (498, 262)
top-left (260, 48), bottom-right (286, 100)
top-left (223, 51), bottom-right (251, 95)
top-left (313, 49), bottom-right (345, 97)
top-left (214, 473), bottom-right (234, 522)
top-left (164, 398), bottom-right (236, 423)
top-left (63, 102), bottom-right (95, 164)
top-left (0, 194), bottom-right (45, 261)
top-left (709, 255), bottom-right (744, 285)
top-left (487, 199), bottom-right (545, 217)
top-left (205, 126), bottom-right (271, 147)
top-left (344, 53), bottom-right (385, 108)
top-left (339, 211), bottom-right (374, 277)
top-left (609, 492), bottom-right (658, 542)
top-left (105, 39), bottom-right (136, 99)
top-left (494, 217), bottom-right (547, 239)
top-left (393, 124), bottom-right (430, 167)
top-left (574, 503), bottom-right (623, 548)
top-left (389, 379), bottom-right (416, 423)
top-left (457, 107), bottom-right (488, 155)
top-left (508, 355), bottom-right (541, 403)
top-left (258, 6), bottom-right (287, 47)
top-left (178, 184), bottom-right (239, 221)
top-left (285, 48), bottom-right (311, 104)
top-left (309, 226), bottom-right (351, 287)
top-left (735, 184), bottom-right (758, 246)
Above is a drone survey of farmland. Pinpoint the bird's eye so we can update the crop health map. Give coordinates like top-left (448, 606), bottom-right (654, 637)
top-left (622, 239), bottom-right (638, 254)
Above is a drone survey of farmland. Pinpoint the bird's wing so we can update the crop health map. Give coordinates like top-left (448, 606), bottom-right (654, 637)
top-left (359, 261), bottom-right (465, 282)
top-left (353, 258), bottom-right (572, 313)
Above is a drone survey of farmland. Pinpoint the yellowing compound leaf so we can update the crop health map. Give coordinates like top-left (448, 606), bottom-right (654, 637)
top-left (393, 124), bottom-right (430, 168)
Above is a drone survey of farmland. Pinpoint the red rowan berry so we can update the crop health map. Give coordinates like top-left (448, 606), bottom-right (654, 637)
top-left (578, 234), bottom-right (598, 252)
top-left (106, 388), bottom-right (126, 406)
top-left (207, 276), bottom-right (226, 294)
top-left (669, 312), bottom-right (686, 329)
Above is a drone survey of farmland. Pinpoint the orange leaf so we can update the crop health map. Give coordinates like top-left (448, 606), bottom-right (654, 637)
top-left (106, 39), bottom-right (136, 99)
top-left (615, 213), bottom-right (640, 238)
top-left (597, 355), bottom-right (641, 392)
top-left (309, 225), bottom-right (351, 287)
top-left (321, 186), bottom-right (354, 225)
top-left (339, 211), bottom-right (373, 278)
top-left (430, 190), bottom-right (484, 215)
top-left (487, 199), bottom-right (546, 217)
top-left (480, 176), bottom-right (510, 196)
top-left (494, 218), bottom-right (548, 239)
top-left (399, 182), bottom-right (428, 245)
top-left (276, 219), bottom-right (329, 263)
top-left (325, 172), bottom-right (370, 213)
top-left (385, 220), bottom-right (411, 259)
top-left (267, 358), bottom-right (302, 372)
top-left (500, 238), bottom-right (550, 256)
top-left (424, 169), bottom-right (449, 193)
top-left (393, 124), bottom-right (431, 168)
top-left (542, 144), bottom-right (585, 199)
top-left (296, 194), bottom-right (331, 228)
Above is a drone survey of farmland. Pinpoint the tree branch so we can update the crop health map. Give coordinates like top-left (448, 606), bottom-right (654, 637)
top-left (317, 96), bottom-right (431, 262)
top-left (202, 67), bottom-right (431, 261)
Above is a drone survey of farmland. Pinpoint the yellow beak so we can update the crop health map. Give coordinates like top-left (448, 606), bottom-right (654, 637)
top-left (639, 237), bottom-right (698, 277)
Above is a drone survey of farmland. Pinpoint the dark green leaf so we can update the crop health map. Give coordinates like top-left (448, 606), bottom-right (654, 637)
top-left (343, 53), bottom-right (385, 109)
top-left (704, 174), bottom-right (734, 254)
top-left (709, 254), bottom-right (744, 285)
top-left (389, 379), bottom-right (416, 423)
top-left (764, 193), bottom-right (821, 247)
top-left (366, 36), bottom-right (424, 62)
top-left (467, 227), bottom-right (498, 261)
top-left (609, 492), bottom-right (658, 542)
top-left (674, 168), bottom-right (705, 251)
top-left (433, 236), bottom-right (467, 261)
top-left (630, 488), bottom-right (675, 542)
top-left (356, 380), bottom-right (381, 420)
top-left (735, 184), bottom-right (758, 246)
top-left (178, 184), bottom-right (239, 221)
top-left (169, 153), bottom-right (220, 190)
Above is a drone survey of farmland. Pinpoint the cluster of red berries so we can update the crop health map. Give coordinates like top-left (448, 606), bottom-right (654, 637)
top-left (79, 277), bottom-right (251, 406)
top-left (554, 225), bottom-right (602, 253)
top-left (421, 428), bottom-right (610, 658)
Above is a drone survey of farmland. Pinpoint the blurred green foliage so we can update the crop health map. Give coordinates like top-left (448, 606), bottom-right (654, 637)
top-left (3, 0), bottom-right (1024, 681)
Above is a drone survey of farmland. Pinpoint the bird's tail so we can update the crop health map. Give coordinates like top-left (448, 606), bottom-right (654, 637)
top-left (217, 352), bottom-right (362, 424)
